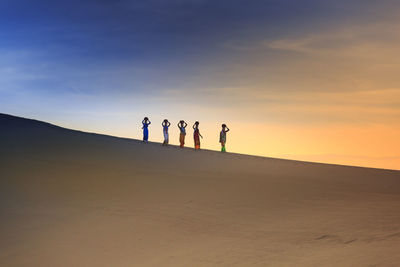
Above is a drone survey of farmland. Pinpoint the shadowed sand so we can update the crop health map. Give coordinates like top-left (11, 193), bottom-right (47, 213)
top-left (1, 113), bottom-right (400, 266)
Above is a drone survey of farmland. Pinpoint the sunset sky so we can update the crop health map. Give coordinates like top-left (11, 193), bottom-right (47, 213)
top-left (1, 0), bottom-right (399, 170)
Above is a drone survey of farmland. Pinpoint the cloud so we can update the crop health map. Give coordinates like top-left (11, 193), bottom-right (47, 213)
top-left (252, 88), bottom-right (400, 124)
top-left (146, 84), bottom-right (400, 126)
top-left (264, 21), bottom-right (400, 60)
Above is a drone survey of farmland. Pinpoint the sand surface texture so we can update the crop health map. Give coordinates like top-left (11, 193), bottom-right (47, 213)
top-left (1, 114), bottom-right (400, 266)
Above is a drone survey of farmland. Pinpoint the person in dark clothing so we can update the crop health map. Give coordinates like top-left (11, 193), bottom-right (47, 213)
top-left (142, 117), bottom-right (151, 142)
top-left (220, 124), bottom-right (230, 152)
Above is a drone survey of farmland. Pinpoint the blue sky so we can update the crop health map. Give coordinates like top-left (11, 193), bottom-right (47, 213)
top-left (2, 0), bottom-right (396, 95)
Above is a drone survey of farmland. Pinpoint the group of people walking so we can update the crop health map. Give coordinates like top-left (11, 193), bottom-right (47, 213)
top-left (141, 117), bottom-right (230, 152)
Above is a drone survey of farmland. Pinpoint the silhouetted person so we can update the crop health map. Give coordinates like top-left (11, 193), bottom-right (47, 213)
top-left (193, 121), bottom-right (203, 150)
top-left (177, 120), bottom-right (187, 148)
top-left (220, 124), bottom-right (230, 152)
top-left (142, 117), bottom-right (151, 142)
top-left (162, 119), bottom-right (171, 146)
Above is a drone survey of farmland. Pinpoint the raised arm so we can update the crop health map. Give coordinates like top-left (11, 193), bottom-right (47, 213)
top-left (193, 124), bottom-right (196, 129)
top-left (177, 122), bottom-right (180, 128)
top-left (148, 120), bottom-right (151, 125)
top-left (183, 122), bottom-right (187, 128)
top-left (226, 127), bottom-right (230, 132)
top-left (167, 122), bottom-right (171, 127)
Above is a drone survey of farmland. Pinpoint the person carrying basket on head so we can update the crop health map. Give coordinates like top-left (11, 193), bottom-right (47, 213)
top-left (193, 121), bottom-right (203, 150)
top-left (220, 124), bottom-right (230, 152)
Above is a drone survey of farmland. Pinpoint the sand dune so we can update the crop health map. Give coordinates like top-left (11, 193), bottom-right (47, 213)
top-left (1, 113), bottom-right (399, 266)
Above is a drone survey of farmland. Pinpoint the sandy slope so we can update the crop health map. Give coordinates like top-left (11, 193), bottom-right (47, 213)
top-left (1, 113), bottom-right (400, 267)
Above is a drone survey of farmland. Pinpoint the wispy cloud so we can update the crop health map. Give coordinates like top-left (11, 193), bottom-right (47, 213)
top-left (265, 21), bottom-right (400, 59)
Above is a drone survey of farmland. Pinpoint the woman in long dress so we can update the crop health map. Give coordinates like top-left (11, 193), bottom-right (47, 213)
top-left (177, 120), bottom-right (187, 148)
top-left (142, 117), bottom-right (151, 142)
top-left (219, 124), bottom-right (230, 152)
top-left (162, 119), bottom-right (171, 146)
top-left (193, 121), bottom-right (203, 149)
